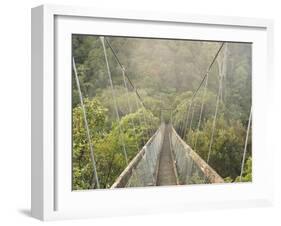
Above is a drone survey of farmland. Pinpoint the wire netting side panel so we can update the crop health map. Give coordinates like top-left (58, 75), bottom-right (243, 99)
top-left (171, 130), bottom-right (207, 185)
top-left (125, 124), bottom-right (165, 187)
top-left (186, 161), bottom-right (206, 184)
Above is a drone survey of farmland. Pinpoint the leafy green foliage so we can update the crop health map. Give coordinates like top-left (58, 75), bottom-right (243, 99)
top-left (235, 157), bottom-right (252, 182)
top-left (72, 98), bottom-right (159, 189)
top-left (72, 98), bottom-right (107, 189)
top-left (188, 117), bottom-right (248, 179)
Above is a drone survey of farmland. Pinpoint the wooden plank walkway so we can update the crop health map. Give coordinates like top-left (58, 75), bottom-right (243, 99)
top-left (156, 125), bottom-right (177, 186)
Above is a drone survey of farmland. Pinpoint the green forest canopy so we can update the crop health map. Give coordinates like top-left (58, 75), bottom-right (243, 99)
top-left (72, 35), bottom-right (252, 190)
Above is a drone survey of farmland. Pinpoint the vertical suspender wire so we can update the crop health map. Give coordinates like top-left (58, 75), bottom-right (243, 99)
top-left (239, 106), bottom-right (252, 182)
top-left (104, 37), bottom-right (149, 115)
top-left (170, 110), bottom-right (173, 126)
top-left (206, 43), bottom-right (225, 164)
top-left (194, 73), bottom-right (209, 150)
top-left (182, 102), bottom-right (192, 139)
top-left (181, 42), bottom-right (225, 142)
top-left (170, 110), bottom-right (173, 125)
top-left (135, 93), bottom-right (153, 139)
top-left (105, 37), bottom-right (152, 144)
top-left (172, 108), bottom-right (179, 132)
top-left (106, 40), bottom-right (140, 147)
top-left (206, 72), bottom-right (223, 164)
top-left (178, 104), bottom-right (185, 136)
top-left (129, 85), bottom-right (151, 143)
top-left (100, 37), bottom-right (128, 165)
top-left (203, 44), bottom-right (225, 183)
top-left (121, 67), bottom-right (140, 151)
top-left (180, 115), bottom-right (185, 134)
top-left (132, 87), bottom-right (150, 143)
top-left (72, 57), bottom-right (100, 189)
top-left (140, 101), bottom-right (151, 142)
top-left (142, 103), bottom-right (155, 138)
top-left (203, 83), bottom-right (222, 183)
top-left (220, 43), bottom-right (228, 103)
top-left (176, 111), bottom-right (182, 134)
top-left (177, 103), bottom-right (185, 136)
top-left (187, 103), bottom-right (196, 143)
top-left (133, 92), bottom-right (148, 145)
top-left (180, 105), bottom-right (188, 135)
top-left (186, 103), bottom-right (195, 182)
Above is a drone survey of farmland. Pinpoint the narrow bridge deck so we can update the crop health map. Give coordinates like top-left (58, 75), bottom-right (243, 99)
top-left (111, 124), bottom-right (224, 188)
top-left (156, 125), bottom-right (177, 186)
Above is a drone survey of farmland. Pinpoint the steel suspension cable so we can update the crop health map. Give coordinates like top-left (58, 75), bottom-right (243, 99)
top-left (125, 77), bottom-right (150, 143)
top-left (142, 107), bottom-right (153, 138)
top-left (189, 42), bottom-right (225, 103)
top-left (177, 103), bottom-right (186, 135)
top-left (121, 68), bottom-right (140, 151)
top-left (105, 37), bottom-right (150, 145)
top-left (187, 104), bottom-right (196, 142)
top-left (239, 106), bottom-right (252, 182)
top-left (100, 37), bottom-right (128, 165)
top-left (72, 57), bottom-right (100, 189)
top-left (194, 72), bottom-right (209, 150)
top-left (179, 42), bottom-right (225, 139)
top-left (182, 102), bottom-right (192, 139)
top-left (206, 72), bottom-right (223, 163)
top-left (139, 103), bottom-right (151, 142)
top-left (134, 94), bottom-right (150, 144)
top-left (105, 37), bottom-right (149, 112)
top-left (105, 37), bottom-right (154, 141)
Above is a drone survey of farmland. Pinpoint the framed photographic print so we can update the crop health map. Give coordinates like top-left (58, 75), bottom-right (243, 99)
top-left (31, 4), bottom-right (274, 221)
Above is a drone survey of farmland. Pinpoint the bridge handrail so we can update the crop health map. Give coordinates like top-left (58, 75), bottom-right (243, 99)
top-left (111, 123), bottom-right (165, 188)
top-left (170, 126), bottom-right (224, 184)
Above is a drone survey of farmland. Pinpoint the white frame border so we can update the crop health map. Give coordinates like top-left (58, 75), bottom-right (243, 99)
top-left (31, 4), bottom-right (274, 221)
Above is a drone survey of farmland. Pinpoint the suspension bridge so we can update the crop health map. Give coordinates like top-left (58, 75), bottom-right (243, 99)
top-left (111, 123), bottom-right (224, 188)
top-left (73, 37), bottom-right (252, 189)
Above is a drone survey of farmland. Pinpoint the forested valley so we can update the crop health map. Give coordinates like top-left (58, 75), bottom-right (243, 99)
top-left (72, 35), bottom-right (252, 190)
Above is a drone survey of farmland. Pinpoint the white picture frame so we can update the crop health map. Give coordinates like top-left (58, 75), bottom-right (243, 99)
top-left (31, 4), bottom-right (274, 221)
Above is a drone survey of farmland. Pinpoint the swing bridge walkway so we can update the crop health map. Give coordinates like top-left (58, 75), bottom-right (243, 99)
top-left (111, 123), bottom-right (224, 188)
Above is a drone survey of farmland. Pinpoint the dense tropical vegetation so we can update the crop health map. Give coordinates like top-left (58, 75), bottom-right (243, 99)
top-left (72, 35), bottom-right (252, 190)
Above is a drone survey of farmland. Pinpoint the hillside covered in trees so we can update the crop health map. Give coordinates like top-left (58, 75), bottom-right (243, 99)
top-left (72, 35), bottom-right (252, 190)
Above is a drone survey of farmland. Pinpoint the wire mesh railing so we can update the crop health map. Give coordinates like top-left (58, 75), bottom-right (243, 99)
top-left (111, 123), bottom-right (224, 188)
top-left (170, 126), bottom-right (224, 184)
top-left (111, 123), bottom-right (165, 188)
